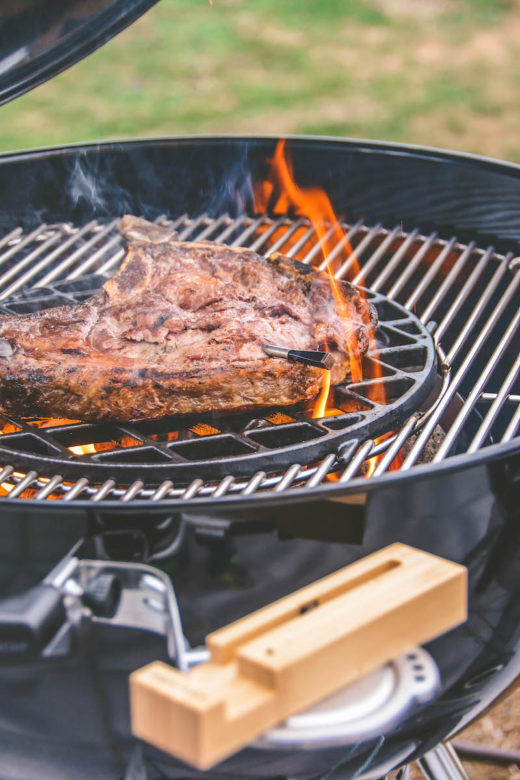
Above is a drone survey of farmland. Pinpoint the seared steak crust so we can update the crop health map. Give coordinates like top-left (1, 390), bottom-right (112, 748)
top-left (0, 216), bottom-right (377, 422)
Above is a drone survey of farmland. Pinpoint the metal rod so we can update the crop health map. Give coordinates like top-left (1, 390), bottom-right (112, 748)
top-left (403, 270), bottom-right (520, 468)
top-left (1, 222), bottom-right (98, 298)
top-left (0, 233), bottom-right (62, 298)
top-left (445, 254), bottom-right (511, 364)
top-left (370, 228), bottom-right (421, 293)
top-left (373, 413), bottom-right (420, 476)
top-left (228, 217), bottom-right (267, 249)
top-left (63, 477), bottom-right (89, 501)
top-left (6, 470), bottom-right (38, 498)
top-left (121, 480), bottom-right (144, 502)
top-left (334, 224), bottom-right (383, 279)
top-left (300, 221), bottom-right (344, 267)
top-left (35, 474), bottom-right (63, 500)
top-left (262, 343), bottom-right (335, 369)
top-left (468, 350), bottom-right (520, 452)
top-left (0, 225), bottom-right (50, 273)
top-left (433, 246), bottom-right (497, 343)
top-left (305, 453), bottom-right (336, 488)
top-left (352, 225), bottom-right (401, 285)
top-left (242, 470), bottom-right (266, 495)
top-left (502, 403), bottom-right (520, 442)
top-left (274, 462), bottom-right (301, 492)
top-left (285, 223), bottom-right (317, 258)
top-left (150, 480), bottom-right (174, 501)
top-left (480, 392), bottom-right (520, 404)
top-left (213, 475), bottom-right (235, 498)
top-left (249, 218), bottom-right (285, 253)
top-left (416, 742), bottom-right (470, 780)
top-left (435, 305), bottom-right (520, 461)
top-left (67, 234), bottom-right (122, 280)
top-left (36, 220), bottom-right (110, 287)
top-left (266, 217), bottom-right (306, 255)
top-left (405, 238), bottom-right (457, 311)
top-left (338, 440), bottom-right (374, 482)
top-left (92, 479), bottom-right (116, 502)
top-left (182, 479), bottom-right (203, 500)
top-left (419, 241), bottom-right (476, 324)
top-left (317, 219), bottom-right (364, 271)
top-left (387, 233), bottom-right (439, 300)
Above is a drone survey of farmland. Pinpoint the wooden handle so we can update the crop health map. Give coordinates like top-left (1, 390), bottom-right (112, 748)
top-left (130, 543), bottom-right (467, 769)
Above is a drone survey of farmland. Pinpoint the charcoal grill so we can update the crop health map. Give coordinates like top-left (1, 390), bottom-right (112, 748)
top-left (0, 200), bottom-right (516, 507)
top-left (0, 2), bottom-right (518, 780)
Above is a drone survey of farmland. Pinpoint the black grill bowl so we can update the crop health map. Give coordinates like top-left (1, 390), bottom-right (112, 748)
top-left (0, 136), bottom-right (518, 780)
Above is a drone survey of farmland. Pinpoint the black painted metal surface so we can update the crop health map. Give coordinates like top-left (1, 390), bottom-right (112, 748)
top-left (0, 0), bottom-right (159, 106)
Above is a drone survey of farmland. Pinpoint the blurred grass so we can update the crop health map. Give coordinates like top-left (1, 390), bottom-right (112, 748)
top-left (1, 0), bottom-right (520, 160)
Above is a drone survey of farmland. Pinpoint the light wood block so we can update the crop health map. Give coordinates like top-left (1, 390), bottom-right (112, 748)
top-left (130, 543), bottom-right (467, 769)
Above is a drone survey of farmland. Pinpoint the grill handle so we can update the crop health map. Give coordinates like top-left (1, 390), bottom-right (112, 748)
top-left (0, 585), bottom-right (66, 662)
top-left (130, 543), bottom-right (467, 770)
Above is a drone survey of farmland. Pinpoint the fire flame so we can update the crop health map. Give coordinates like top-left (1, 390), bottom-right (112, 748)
top-left (255, 139), bottom-right (385, 444)
top-left (69, 443), bottom-right (97, 456)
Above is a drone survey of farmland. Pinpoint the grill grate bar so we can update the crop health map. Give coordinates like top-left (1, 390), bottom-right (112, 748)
top-left (403, 266), bottom-right (520, 468)
top-left (150, 480), bottom-right (174, 501)
top-left (338, 440), bottom-right (374, 482)
top-left (67, 232), bottom-right (122, 280)
top-left (6, 470), bottom-right (38, 498)
top-left (468, 352), bottom-right (520, 452)
top-left (0, 225), bottom-right (50, 272)
top-left (305, 453), bottom-right (336, 488)
top-left (502, 404), bottom-right (520, 442)
top-left (373, 414), bottom-right (420, 477)
top-left (419, 241), bottom-right (476, 325)
top-left (265, 217), bottom-right (306, 255)
top-left (37, 221), bottom-right (112, 287)
top-left (433, 246), bottom-right (498, 344)
top-left (386, 232), bottom-right (439, 300)
top-left (63, 477), bottom-right (89, 501)
top-left (352, 226), bottom-right (402, 285)
top-left (317, 220), bottom-right (365, 271)
top-left (437, 309), bottom-right (520, 459)
top-left (284, 224), bottom-right (317, 258)
top-left (405, 238), bottom-right (457, 312)
top-left (121, 480), bottom-right (145, 502)
top-left (242, 471), bottom-right (266, 495)
top-left (445, 255), bottom-right (512, 365)
top-left (34, 474), bottom-right (63, 500)
top-left (300, 221), bottom-right (343, 266)
top-left (370, 229), bottom-right (421, 293)
top-left (333, 224), bottom-right (383, 278)
top-left (92, 480), bottom-right (116, 502)
top-left (0, 232), bottom-right (63, 299)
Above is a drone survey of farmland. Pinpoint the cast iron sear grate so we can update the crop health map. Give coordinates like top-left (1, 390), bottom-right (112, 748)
top-left (0, 271), bottom-right (436, 482)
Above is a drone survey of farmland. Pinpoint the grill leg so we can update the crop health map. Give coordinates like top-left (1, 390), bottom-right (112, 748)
top-left (416, 742), bottom-right (470, 779)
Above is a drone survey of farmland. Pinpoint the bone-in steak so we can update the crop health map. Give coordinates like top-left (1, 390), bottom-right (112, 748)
top-left (0, 216), bottom-right (377, 422)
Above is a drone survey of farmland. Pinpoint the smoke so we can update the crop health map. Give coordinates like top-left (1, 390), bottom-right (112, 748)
top-left (69, 153), bottom-right (108, 211)
top-left (67, 148), bottom-right (134, 218)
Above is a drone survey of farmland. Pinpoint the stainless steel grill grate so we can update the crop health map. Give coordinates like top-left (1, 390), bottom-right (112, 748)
top-left (0, 213), bottom-right (518, 504)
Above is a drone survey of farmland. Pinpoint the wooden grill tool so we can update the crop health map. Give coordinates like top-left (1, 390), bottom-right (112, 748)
top-left (130, 543), bottom-right (467, 769)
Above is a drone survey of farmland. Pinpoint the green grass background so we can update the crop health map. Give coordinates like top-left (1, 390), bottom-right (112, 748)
top-left (1, 0), bottom-right (520, 160)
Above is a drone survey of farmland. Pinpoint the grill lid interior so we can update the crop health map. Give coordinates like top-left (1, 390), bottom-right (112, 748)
top-left (0, 0), bottom-right (159, 107)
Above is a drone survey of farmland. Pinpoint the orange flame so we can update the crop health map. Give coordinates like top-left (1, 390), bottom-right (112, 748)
top-left (254, 139), bottom-right (385, 418)
top-left (69, 443), bottom-right (97, 456)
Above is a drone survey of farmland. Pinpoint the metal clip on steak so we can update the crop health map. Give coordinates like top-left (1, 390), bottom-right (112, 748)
top-left (0, 216), bottom-right (377, 422)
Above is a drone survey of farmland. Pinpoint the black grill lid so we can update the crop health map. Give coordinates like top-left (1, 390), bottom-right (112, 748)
top-left (0, 0), bottom-right (159, 106)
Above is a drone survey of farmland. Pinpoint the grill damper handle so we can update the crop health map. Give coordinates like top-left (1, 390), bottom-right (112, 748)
top-left (130, 543), bottom-right (467, 769)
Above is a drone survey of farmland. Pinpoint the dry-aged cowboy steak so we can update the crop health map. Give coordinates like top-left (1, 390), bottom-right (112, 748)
top-left (0, 216), bottom-right (377, 422)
